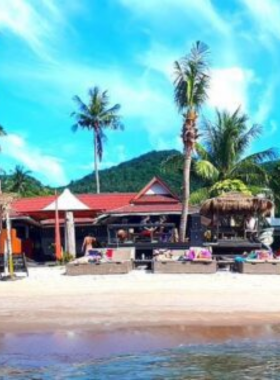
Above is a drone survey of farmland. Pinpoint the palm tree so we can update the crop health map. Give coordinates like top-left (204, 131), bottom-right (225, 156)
top-left (0, 125), bottom-right (7, 193)
top-left (8, 165), bottom-right (32, 195)
top-left (164, 108), bottom-right (278, 204)
top-left (72, 87), bottom-right (123, 193)
top-left (174, 41), bottom-right (210, 241)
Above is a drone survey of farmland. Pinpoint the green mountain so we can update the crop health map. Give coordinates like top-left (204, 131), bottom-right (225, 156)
top-left (2, 151), bottom-right (279, 200)
top-left (65, 150), bottom-right (185, 195)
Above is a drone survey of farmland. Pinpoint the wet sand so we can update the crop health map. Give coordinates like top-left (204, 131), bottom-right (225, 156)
top-left (1, 267), bottom-right (280, 335)
top-left (1, 324), bottom-right (280, 360)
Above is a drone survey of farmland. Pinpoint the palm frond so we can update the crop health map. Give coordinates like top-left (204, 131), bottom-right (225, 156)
top-left (195, 142), bottom-right (210, 160)
top-left (0, 125), bottom-right (7, 136)
top-left (161, 153), bottom-right (184, 173)
top-left (72, 95), bottom-right (90, 115)
top-left (244, 148), bottom-right (279, 164)
top-left (194, 160), bottom-right (219, 181)
top-left (235, 123), bottom-right (262, 156)
top-left (190, 186), bottom-right (210, 205)
top-left (229, 160), bottom-right (269, 185)
top-left (174, 41), bottom-right (210, 112)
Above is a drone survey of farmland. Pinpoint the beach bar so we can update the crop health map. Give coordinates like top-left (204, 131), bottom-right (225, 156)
top-left (200, 192), bottom-right (275, 259)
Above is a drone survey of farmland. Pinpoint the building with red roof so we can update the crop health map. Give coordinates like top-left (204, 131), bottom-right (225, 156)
top-left (9, 177), bottom-right (197, 260)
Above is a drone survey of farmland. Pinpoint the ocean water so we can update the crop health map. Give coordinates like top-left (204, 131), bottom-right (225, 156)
top-left (1, 328), bottom-right (280, 379)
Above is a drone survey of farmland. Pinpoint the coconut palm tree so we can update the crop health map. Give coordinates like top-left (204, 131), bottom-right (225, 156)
top-left (163, 108), bottom-right (278, 204)
top-left (174, 41), bottom-right (210, 241)
top-left (72, 87), bottom-right (123, 193)
top-left (8, 165), bottom-right (32, 195)
top-left (0, 125), bottom-right (7, 193)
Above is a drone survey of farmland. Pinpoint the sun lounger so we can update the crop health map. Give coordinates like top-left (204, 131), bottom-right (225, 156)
top-left (66, 248), bottom-right (134, 276)
top-left (152, 248), bottom-right (216, 274)
top-left (235, 260), bottom-right (280, 274)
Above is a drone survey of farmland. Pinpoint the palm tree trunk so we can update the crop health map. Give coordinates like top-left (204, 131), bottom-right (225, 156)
top-left (93, 131), bottom-right (100, 194)
top-left (179, 148), bottom-right (191, 242)
top-left (179, 111), bottom-right (197, 242)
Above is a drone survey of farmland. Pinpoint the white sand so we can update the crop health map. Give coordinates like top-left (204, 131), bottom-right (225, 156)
top-left (1, 267), bottom-right (280, 333)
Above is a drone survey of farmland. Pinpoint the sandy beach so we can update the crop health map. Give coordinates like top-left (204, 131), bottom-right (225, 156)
top-left (0, 267), bottom-right (280, 334)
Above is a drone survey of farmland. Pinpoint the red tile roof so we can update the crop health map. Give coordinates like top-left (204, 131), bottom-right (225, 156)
top-left (78, 193), bottom-right (136, 211)
top-left (12, 196), bottom-right (57, 213)
top-left (11, 193), bottom-right (136, 214)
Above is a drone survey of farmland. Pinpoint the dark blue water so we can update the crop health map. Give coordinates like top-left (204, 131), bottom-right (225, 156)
top-left (1, 328), bottom-right (280, 379)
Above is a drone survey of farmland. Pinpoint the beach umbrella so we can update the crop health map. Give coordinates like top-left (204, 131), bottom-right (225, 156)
top-left (44, 189), bottom-right (89, 259)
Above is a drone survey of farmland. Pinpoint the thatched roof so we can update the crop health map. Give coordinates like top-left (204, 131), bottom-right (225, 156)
top-left (200, 192), bottom-right (274, 216)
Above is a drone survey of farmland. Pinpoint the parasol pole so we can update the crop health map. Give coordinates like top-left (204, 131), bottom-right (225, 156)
top-left (55, 190), bottom-right (62, 261)
top-left (5, 207), bottom-right (14, 277)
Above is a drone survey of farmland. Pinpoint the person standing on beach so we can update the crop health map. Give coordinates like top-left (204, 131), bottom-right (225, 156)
top-left (81, 234), bottom-right (97, 256)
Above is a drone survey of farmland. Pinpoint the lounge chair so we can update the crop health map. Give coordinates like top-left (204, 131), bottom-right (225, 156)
top-left (65, 247), bottom-right (134, 276)
top-left (152, 248), bottom-right (217, 274)
top-left (235, 249), bottom-right (280, 274)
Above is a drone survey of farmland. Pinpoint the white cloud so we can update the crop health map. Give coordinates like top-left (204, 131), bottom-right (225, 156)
top-left (254, 83), bottom-right (275, 124)
top-left (2, 134), bottom-right (68, 186)
top-left (241, 0), bottom-right (280, 40)
top-left (139, 44), bottom-right (176, 79)
top-left (267, 120), bottom-right (278, 136)
top-left (0, 0), bottom-right (65, 59)
top-left (119, 0), bottom-right (230, 34)
top-left (207, 67), bottom-right (255, 112)
top-left (2, 60), bottom-right (177, 134)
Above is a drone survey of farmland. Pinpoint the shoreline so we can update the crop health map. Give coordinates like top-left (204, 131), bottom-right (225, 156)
top-left (1, 267), bottom-right (280, 334)
top-left (1, 311), bottom-right (280, 335)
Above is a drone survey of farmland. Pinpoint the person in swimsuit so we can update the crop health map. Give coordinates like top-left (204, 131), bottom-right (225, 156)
top-left (81, 234), bottom-right (97, 256)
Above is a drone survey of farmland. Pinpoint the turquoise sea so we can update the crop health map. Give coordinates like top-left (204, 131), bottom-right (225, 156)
top-left (1, 326), bottom-right (280, 379)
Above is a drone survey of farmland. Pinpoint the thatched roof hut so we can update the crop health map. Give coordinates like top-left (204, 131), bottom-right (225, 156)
top-left (200, 192), bottom-right (274, 216)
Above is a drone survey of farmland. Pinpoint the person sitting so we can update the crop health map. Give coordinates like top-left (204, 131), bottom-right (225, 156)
top-left (156, 215), bottom-right (170, 242)
top-left (244, 215), bottom-right (258, 241)
top-left (140, 215), bottom-right (156, 238)
top-left (153, 249), bottom-right (173, 261)
top-left (116, 229), bottom-right (128, 243)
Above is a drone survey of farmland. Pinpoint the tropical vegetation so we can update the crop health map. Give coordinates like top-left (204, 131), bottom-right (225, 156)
top-left (173, 41), bottom-right (210, 241)
top-left (63, 150), bottom-right (182, 194)
top-left (72, 86), bottom-right (123, 194)
top-left (163, 108), bottom-right (278, 206)
top-left (1, 166), bottom-right (52, 197)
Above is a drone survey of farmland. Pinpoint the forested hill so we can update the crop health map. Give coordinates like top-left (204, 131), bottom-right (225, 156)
top-left (65, 150), bottom-right (184, 194)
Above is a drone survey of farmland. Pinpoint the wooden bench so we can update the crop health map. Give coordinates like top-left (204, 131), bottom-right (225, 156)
top-left (66, 248), bottom-right (134, 276)
top-left (235, 260), bottom-right (280, 274)
top-left (152, 248), bottom-right (216, 274)
top-left (153, 260), bottom-right (217, 274)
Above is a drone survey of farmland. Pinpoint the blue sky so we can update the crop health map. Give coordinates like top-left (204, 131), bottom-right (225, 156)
top-left (0, 0), bottom-right (279, 186)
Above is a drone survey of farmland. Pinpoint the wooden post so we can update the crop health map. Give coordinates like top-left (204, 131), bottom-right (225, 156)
top-left (5, 209), bottom-right (14, 277)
